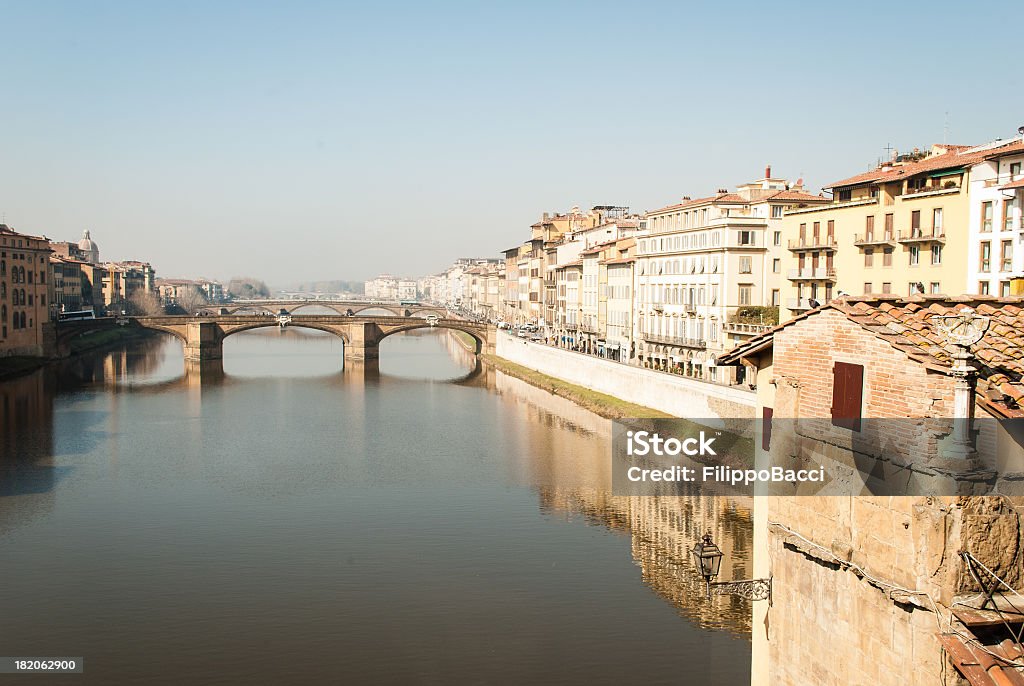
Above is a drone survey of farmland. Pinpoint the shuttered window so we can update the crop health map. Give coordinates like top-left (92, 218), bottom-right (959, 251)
top-left (762, 407), bottom-right (773, 451)
top-left (831, 362), bottom-right (864, 431)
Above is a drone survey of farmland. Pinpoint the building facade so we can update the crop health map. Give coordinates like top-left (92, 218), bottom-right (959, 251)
top-left (1, 224), bottom-right (53, 357)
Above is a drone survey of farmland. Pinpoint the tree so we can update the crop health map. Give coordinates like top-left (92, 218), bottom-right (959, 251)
top-left (227, 277), bottom-right (270, 300)
top-left (128, 290), bottom-right (164, 316)
top-left (177, 286), bottom-right (209, 314)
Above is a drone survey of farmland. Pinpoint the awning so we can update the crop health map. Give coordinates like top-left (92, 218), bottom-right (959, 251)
top-left (929, 167), bottom-right (965, 178)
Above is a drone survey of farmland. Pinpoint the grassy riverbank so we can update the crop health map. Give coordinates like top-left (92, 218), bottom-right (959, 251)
top-left (481, 353), bottom-right (672, 420)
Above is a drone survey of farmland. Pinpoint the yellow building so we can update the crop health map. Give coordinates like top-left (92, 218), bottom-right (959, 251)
top-left (781, 141), bottom-right (1024, 321)
top-left (1, 224), bottom-right (53, 357)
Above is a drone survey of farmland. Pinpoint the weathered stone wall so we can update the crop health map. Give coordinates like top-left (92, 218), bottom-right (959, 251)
top-left (496, 333), bottom-right (756, 420)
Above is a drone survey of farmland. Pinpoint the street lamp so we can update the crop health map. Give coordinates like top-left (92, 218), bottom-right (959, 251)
top-left (692, 532), bottom-right (772, 602)
top-left (691, 532), bottom-right (724, 598)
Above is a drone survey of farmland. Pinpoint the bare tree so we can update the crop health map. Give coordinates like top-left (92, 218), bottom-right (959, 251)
top-left (128, 290), bottom-right (164, 316)
top-left (177, 286), bottom-right (209, 314)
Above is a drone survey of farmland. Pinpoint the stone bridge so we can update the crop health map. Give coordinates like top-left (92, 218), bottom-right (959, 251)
top-left (214, 300), bottom-right (450, 319)
top-left (55, 314), bottom-right (494, 372)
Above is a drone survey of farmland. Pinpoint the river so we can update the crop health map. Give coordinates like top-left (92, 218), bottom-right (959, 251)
top-left (0, 320), bottom-right (752, 685)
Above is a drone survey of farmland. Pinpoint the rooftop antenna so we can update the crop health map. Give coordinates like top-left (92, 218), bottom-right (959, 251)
top-left (882, 143), bottom-right (894, 160)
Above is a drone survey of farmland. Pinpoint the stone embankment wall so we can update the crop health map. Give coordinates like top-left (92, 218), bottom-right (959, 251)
top-left (496, 334), bottom-right (755, 420)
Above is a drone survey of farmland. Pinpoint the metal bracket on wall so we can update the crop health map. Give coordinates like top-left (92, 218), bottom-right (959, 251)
top-left (711, 577), bottom-right (772, 603)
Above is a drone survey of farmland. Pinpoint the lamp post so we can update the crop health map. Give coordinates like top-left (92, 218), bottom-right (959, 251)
top-left (692, 532), bottom-right (772, 602)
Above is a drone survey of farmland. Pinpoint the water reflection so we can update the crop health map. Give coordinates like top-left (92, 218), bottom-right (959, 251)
top-left (492, 371), bottom-right (754, 636)
top-left (0, 330), bottom-right (752, 685)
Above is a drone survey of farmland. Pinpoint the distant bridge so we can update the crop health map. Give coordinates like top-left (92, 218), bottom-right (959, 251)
top-left (215, 300), bottom-right (449, 319)
top-left (55, 314), bottom-right (494, 375)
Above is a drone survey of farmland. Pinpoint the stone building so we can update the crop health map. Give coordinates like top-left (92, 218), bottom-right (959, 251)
top-left (636, 170), bottom-right (827, 381)
top-left (720, 295), bottom-right (1024, 686)
top-left (0, 224), bottom-right (53, 357)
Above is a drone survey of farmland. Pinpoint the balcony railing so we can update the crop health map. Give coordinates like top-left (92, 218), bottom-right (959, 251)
top-left (897, 230), bottom-right (946, 244)
top-left (788, 238), bottom-right (837, 251)
top-left (786, 298), bottom-right (820, 311)
top-left (786, 267), bottom-right (837, 281)
top-left (853, 233), bottom-right (896, 247)
top-left (643, 333), bottom-right (707, 349)
top-left (722, 322), bottom-right (773, 335)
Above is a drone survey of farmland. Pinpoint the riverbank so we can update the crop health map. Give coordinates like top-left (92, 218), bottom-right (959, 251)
top-left (481, 353), bottom-right (672, 420)
top-left (0, 327), bottom-right (156, 381)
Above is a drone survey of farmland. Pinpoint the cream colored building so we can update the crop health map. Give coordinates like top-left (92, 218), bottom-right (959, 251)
top-left (966, 138), bottom-right (1024, 295)
top-left (636, 170), bottom-right (826, 381)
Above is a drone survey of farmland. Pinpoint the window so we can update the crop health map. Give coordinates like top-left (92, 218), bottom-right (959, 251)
top-left (865, 215), bottom-right (875, 239)
top-left (932, 208), bottom-right (943, 236)
top-left (1011, 162), bottom-right (1021, 180)
top-left (980, 241), bottom-right (991, 272)
top-left (1001, 281), bottom-right (1012, 297)
top-left (812, 222), bottom-right (820, 242)
top-left (1001, 240), bottom-right (1013, 272)
top-left (772, 258), bottom-right (781, 273)
top-left (831, 361), bottom-right (863, 432)
top-left (771, 289), bottom-right (780, 306)
top-left (864, 249), bottom-right (874, 267)
top-left (739, 256), bottom-right (752, 274)
top-left (827, 220), bottom-right (835, 241)
top-left (882, 282), bottom-right (892, 294)
top-left (910, 210), bottom-right (921, 237)
top-left (882, 247), bottom-right (893, 267)
top-left (931, 243), bottom-right (942, 265)
top-left (773, 230), bottom-right (781, 246)
top-left (863, 282), bottom-right (872, 294)
top-left (930, 282), bottom-right (941, 294)
top-left (884, 213), bottom-right (894, 238)
top-left (738, 285), bottom-right (752, 305)
top-left (737, 230), bottom-right (755, 246)
top-left (979, 281), bottom-right (990, 295)
top-left (1006, 198), bottom-right (1020, 231)
top-left (771, 205), bottom-right (783, 219)
top-left (982, 201), bottom-right (994, 232)
top-left (909, 245), bottom-right (919, 266)
top-left (838, 189), bottom-right (852, 202)
top-left (762, 407), bottom-right (773, 451)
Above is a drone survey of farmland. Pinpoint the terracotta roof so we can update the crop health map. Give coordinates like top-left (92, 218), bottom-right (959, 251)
top-left (759, 189), bottom-right (830, 204)
top-left (1001, 177), bottom-right (1024, 190)
top-left (647, 192), bottom-right (748, 216)
top-left (602, 257), bottom-right (636, 266)
top-left (829, 140), bottom-right (1024, 189)
top-left (720, 295), bottom-right (1024, 417)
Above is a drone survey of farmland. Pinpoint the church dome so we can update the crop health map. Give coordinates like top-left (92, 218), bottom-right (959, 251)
top-left (78, 230), bottom-right (100, 263)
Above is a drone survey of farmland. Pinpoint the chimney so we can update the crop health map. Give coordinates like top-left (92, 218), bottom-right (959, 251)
top-left (765, 164), bottom-right (771, 178)
top-left (542, 212), bottom-right (549, 221)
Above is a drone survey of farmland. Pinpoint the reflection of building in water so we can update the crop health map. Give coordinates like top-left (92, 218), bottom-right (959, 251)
top-left (0, 369), bottom-right (58, 533)
top-left (491, 367), bottom-right (753, 637)
top-left (541, 487), bottom-right (753, 637)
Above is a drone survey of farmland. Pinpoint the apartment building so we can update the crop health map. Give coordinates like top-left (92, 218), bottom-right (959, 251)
top-left (780, 138), bottom-right (1024, 321)
top-left (636, 170), bottom-right (827, 381)
top-left (967, 140), bottom-right (1024, 295)
top-left (1, 224), bottom-right (53, 357)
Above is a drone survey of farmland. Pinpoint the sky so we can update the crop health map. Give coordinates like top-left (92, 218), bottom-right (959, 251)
top-left (1, 0), bottom-right (1022, 287)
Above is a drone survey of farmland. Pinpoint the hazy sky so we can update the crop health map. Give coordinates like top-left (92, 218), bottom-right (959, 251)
top-left (2, 1), bottom-right (1022, 287)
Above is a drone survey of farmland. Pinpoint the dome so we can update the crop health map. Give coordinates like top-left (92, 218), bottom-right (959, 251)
top-left (78, 230), bottom-right (100, 263)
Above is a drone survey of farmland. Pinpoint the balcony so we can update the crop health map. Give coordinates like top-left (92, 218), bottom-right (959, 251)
top-left (787, 238), bottom-right (837, 252)
top-left (643, 333), bottom-right (707, 349)
top-left (722, 322), bottom-right (773, 336)
top-left (853, 233), bottom-right (896, 247)
top-left (897, 230), bottom-right (946, 245)
top-left (787, 298), bottom-right (820, 311)
top-left (787, 267), bottom-right (836, 282)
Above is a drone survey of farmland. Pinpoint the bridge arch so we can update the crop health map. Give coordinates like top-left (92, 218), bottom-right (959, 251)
top-left (218, 321), bottom-right (351, 344)
top-left (376, 322), bottom-right (486, 354)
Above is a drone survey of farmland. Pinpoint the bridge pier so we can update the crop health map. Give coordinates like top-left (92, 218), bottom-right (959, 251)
top-left (343, 322), bottom-right (381, 364)
top-left (183, 322), bottom-right (224, 361)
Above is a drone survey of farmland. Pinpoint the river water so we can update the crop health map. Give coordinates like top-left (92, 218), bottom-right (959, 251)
top-left (0, 321), bottom-right (752, 685)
